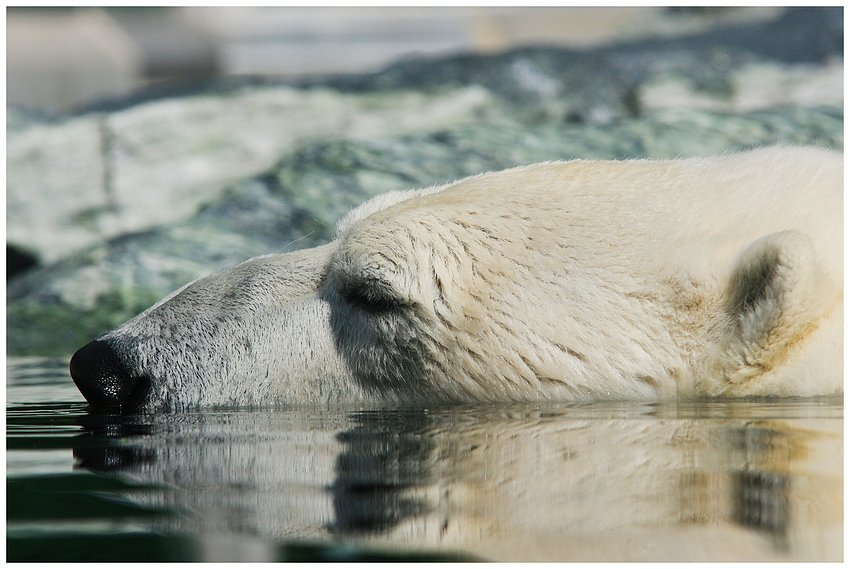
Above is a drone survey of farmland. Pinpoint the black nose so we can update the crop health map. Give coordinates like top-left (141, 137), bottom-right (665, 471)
top-left (70, 340), bottom-right (142, 409)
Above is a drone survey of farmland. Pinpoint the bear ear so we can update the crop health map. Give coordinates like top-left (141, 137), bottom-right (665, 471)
top-left (712, 230), bottom-right (829, 385)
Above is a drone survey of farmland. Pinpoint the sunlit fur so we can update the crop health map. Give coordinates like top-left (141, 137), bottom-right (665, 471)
top-left (97, 146), bottom-right (842, 409)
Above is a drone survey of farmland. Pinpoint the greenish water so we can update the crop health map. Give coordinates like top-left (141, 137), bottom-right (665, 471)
top-left (7, 357), bottom-right (843, 562)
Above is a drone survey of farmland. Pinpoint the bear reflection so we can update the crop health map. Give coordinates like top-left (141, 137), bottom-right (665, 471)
top-left (73, 402), bottom-right (841, 562)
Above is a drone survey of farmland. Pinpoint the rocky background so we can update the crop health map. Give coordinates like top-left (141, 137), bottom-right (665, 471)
top-left (7, 7), bottom-right (843, 357)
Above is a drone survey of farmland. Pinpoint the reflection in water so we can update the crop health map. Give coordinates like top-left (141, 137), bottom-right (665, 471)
top-left (331, 411), bottom-right (438, 537)
top-left (68, 400), bottom-right (842, 562)
top-left (732, 424), bottom-right (792, 549)
top-left (735, 469), bottom-right (788, 542)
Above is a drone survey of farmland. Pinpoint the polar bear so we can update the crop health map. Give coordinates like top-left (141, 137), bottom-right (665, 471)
top-left (70, 146), bottom-right (843, 411)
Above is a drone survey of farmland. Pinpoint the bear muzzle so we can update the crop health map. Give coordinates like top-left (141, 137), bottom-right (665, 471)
top-left (70, 340), bottom-right (150, 411)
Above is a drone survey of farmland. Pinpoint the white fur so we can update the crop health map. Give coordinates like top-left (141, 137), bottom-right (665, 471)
top-left (97, 146), bottom-right (843, 409)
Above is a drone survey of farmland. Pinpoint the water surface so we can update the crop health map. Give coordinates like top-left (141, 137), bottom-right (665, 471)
top-left (7, 357), bottom-right (843, 562)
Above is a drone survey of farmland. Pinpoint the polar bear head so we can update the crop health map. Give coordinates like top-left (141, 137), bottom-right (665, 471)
top-left (69, 147), bottom-right (843, 411)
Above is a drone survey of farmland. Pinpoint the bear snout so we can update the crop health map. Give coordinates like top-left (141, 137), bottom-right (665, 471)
top-left (70, 340), bottom-right (150, 411)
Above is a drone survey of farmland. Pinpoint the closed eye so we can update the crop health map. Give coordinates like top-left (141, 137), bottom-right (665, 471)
top-left (339, 280), bottom-right (400, 313)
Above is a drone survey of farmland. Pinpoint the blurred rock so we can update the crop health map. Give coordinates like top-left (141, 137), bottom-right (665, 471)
top-left (7, 86), bottom-right (494, 265)
top-left (6, 7), bottom-right (844, 357)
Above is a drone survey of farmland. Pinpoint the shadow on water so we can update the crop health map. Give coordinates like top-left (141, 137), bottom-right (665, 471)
top-left (6, 359), bottom-right (843, 562)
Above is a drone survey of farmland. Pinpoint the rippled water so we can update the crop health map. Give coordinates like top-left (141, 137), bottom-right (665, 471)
top-left (7, 357), bottom-right (843, 562)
